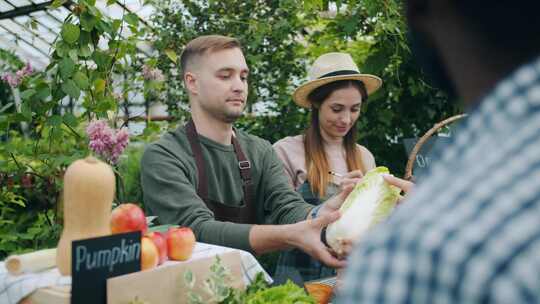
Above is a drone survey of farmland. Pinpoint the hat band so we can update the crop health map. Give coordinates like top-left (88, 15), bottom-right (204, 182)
top-left (318, 70), bottom-right (360, 79)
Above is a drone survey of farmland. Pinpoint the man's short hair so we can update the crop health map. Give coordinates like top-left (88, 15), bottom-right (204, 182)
top-left (455, 2), bottom-right (540, 54)
top-left (180, 35), bottom-right (242, 77)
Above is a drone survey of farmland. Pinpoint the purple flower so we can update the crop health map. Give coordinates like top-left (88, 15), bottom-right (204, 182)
top-left (2, 74), bottom-right (21, 88)
top-left (1, 62), bottom-right (34, 88)
top-left (22, 62), bottom-right (33, 75)
top-left (110, 128), bottom-right (129, 164)
top-left (86, 120), bottom-right (130, 165)
top-left (15, 70), bottom-right (25, 78)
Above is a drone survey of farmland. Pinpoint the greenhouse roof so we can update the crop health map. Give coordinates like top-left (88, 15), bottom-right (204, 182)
top-left (0, 0), bottom-right (155, 70)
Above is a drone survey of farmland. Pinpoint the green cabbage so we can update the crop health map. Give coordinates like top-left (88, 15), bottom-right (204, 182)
top-left (325, 166), bottom-right (401, 254)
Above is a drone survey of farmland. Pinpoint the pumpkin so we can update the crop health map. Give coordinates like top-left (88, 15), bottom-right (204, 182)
top-left (56, 156), bottom-right (115, 275)
top-left (305, 282), bottom-right (333, 304)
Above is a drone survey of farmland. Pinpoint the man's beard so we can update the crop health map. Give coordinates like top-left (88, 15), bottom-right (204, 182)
top-left (407, 28), bottom-right (458, 101)
top-left (203, 102), bottom-right (244, 123)
top-left (221, 108), bottom-right (243, 123)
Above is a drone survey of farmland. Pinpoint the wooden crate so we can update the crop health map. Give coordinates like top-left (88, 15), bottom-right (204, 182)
top-left (21, 251), bottom-right (243, 304)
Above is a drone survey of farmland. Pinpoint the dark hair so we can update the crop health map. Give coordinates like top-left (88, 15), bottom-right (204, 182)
top-left (308, 80), bottom-right (368, 106)
top-left (455, 2), bottom-right (540, 58)
top-left (304, 79), bottom-right (367, 198)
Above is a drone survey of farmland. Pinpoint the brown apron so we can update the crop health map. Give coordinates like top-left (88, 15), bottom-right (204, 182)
top-left (184, 119), bottom-right (256, 224)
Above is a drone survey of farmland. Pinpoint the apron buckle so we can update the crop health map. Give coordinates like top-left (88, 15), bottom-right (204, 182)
top-left (238, 160), bottom-right (251, 169)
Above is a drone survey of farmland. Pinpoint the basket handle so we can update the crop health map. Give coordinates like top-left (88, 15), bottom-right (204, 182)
top-left (404, 114), bottom-right (467, 181)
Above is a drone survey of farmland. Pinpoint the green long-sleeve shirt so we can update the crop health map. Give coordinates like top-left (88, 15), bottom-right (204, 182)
top-left (140, 126), bottom-right (313, 252)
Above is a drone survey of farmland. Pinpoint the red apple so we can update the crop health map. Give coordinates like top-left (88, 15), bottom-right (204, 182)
top-left (146, 231), bottom-right (168, 265)
top-left (167, 227), bottom-right (196, 261)
top-left (140, 236), bottom-right (159, 270)
top-left (110, 203), bottom-right (148, 234)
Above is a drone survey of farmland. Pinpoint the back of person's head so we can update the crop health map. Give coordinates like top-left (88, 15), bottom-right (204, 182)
top-left (180, 35), bottom-right (242, 78)
top-left (454, 2), bottom-right (540, 60)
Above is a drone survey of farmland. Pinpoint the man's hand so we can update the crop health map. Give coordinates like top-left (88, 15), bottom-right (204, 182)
top-left (317, 184), bottom-right (354, 217)
top-left (288, 211), bottom-right (347, 268)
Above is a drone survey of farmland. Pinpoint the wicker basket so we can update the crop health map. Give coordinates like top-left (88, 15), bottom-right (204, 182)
top-left (404, 114), bottom-right (467, 181)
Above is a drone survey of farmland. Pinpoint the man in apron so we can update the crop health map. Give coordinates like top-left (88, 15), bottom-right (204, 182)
top-left (141, 35), bottom-right (351, 269)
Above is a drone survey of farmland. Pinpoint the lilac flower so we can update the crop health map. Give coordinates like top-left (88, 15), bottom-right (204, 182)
top-left (2, 74), bottom-right (21, 88)
top-left (86, 120), bottom-right (130, 165)
top-left (110, 128), bottom-right (129, 163)
top-left (142, 64), bottom-right (165, 82)
top-left (1, 62), bottom-right (34, 88)
top-left (22, 62), bottom-right (33, 75)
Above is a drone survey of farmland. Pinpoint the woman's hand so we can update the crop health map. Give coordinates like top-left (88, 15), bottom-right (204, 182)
top-left (338, 169), bottom-right (364, 191)
top-left (382, 174), bottom-right (415, 195)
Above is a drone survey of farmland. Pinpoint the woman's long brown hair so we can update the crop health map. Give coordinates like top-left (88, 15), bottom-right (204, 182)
top-left (304, 79), bottom-right (368, 198)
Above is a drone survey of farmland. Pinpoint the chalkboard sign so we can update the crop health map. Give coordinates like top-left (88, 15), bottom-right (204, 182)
top-left (71, 231), bottom-right (141, 304)
top-left (403, 135), bottom-right (453, 178)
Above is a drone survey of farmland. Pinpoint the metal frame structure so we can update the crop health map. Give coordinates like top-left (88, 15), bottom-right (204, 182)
top-left (0, 0), bottom-right (153, 69)
top-left (0, 0), bottom-right (159, 128)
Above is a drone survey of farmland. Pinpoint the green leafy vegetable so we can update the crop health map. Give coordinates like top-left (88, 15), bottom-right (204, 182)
top-left (185, 256), bottom-right (315, 304)
top-left (326, 166), bottom-right (401, 254)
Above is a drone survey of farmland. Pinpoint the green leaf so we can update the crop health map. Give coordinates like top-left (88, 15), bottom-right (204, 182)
top-left (35, 83), bottom-right (51, 100)
top-left (164, 49), bottom-right (177, 64)
top-left (92, 50), bottom-right (111, 71)
top-left (63, 112), bottom-right (78, 127)
top-left (49, 0), bottom-right (67, 9)
top-left (0, 102), bottom-right (13, 113)
top-left (94, 78), bottom-right (106, 93)
top-left (80, 12), bottom-right (98, 32)
top-left (20, 89), bottom-right (36, 100)
top-left (52, 85), bottom-right (67, 100)
top-left (79, 30), bottom-right (91, 46)
top-left (79, 45), bottom-right (92, 57)
top-left (124, 13), bottom-right (139, 26)
top-left (68, 49), bottom-right (78, 61)
top-left (61, 80), bottom-right (81, 99)
top-left (73, 71), bottom-right (90, 89)
top-left (47, 115), bottom-right (63, 127)
top-left (343, 18), bottom-right (357, 35)
top-left (112, 19), bottom-right (122, 33)
top-left (59, 57), bottom-right (75, 79)
top-left (55, 41), bottom-right (71, 58)
top-left (303, 0), bottom-right (323, 11)
top-left (96, 20), bottom-right (114, 35)
top-left (61, 23), bottom-right (80, 44)
top-left (20, 103), bottom-right (32, 120)
top-left (30, 19), bottom-right (38, 30)
top-left (95, 96), bottom-right (116, 112)
top-left (107, 0), bottom-right (115, 5)
top-left (87, 5), bottom-right (100, 17)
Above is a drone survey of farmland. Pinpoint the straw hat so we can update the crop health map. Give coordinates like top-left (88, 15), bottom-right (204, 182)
top-left (292, 52), bottom-right (382, 108)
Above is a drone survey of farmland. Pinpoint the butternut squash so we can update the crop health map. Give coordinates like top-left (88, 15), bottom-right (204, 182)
top-left (6, 248), bottom-right (57, 275)
top-left (56, 156), bottom-right (115, 275)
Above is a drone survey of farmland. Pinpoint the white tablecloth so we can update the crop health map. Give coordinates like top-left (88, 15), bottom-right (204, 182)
top-left (0, 242), bottom-right (271, 304)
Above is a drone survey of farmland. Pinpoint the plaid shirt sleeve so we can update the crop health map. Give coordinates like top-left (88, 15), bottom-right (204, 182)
top-left (336, 56), bottom-right (540, 304)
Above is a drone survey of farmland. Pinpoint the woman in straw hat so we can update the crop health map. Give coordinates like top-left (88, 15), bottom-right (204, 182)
top-left (272, 52), bottom-right (382, 284)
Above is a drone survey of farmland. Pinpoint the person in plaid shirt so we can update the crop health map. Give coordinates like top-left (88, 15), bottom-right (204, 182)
top-left (337, 0), bottom-right (540, 303)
